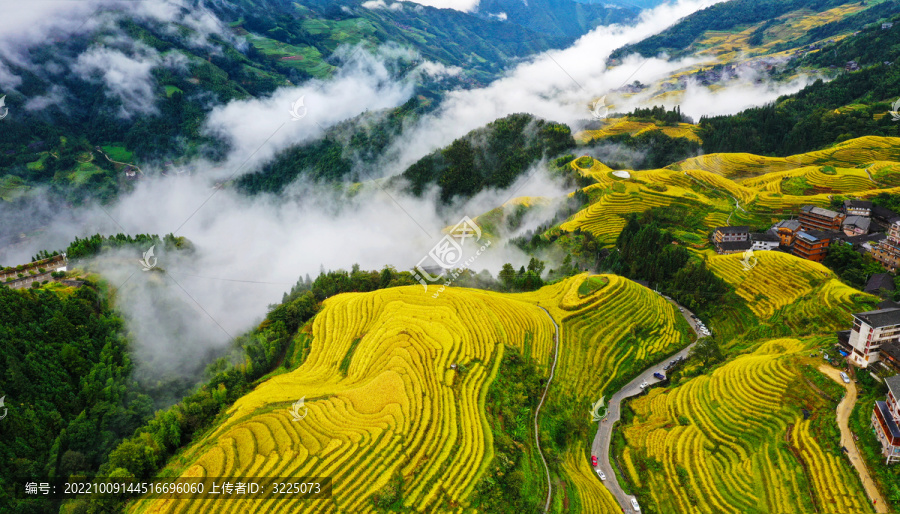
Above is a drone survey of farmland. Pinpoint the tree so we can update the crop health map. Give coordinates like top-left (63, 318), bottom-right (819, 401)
top-left (689, 337), bottom-right (724, 368)
top-left (498, 264), bottom-right (517, 290)
top-left (527, 257), bottom-right (546, 277)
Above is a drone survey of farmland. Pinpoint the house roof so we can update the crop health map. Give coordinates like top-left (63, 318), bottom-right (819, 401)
top-left (843, 215), bottom-right (871, 231)
top-left (844, 199), bottom-right (873, 209)
top-left (866, 273), bottom-right (896, 293)
top-left (795, 230), bottom-right (835, 243)
top-left (837, 232), bottom-right (886, 246)
top-left (717, 240), bottom-right (752, 251)
top-left (886, 375), bottom-right (900, 400)
top-left (881, 341), bottom-right (900, 361)
top-left (751, 232), bottom-right (780, 242)
top-left (773, 219), bottom-right (802, 231)
top-left (875, 401), bottom-right (900, 439)
top-left (801, 205), bottom-right (842, 219)
top-left (855, 308), bottom-right (900, 328)
top-left (872, 205), bottom-right (900, 220)
top-left (715, 226), bottom-right (749, 234)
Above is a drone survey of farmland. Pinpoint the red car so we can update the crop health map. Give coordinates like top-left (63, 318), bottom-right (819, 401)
top-left (591, 455), bottom-right (598, 467)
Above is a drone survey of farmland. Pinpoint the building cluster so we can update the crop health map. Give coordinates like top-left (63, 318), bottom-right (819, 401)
top-left (713, 200), bottom-right (900, 267)
top-left (873, 376), bottom-right (900, 465)
top-left (841, 310), bottom-right (900, 465)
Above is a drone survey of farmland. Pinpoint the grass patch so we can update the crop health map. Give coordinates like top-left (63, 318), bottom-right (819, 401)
top-left (338, 336), bottom-right (362, 376)
top-left (577, 275), bottom-right (609, 297)
top-left (101, 145), bottom-right (134, 162)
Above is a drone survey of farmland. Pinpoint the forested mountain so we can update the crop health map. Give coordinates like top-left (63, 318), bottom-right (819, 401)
top-left (0, 0), bottom-right (570, 205)
top-left (0, 282), bottom-right (152, 511)
top-left (611, 0), bottom-right (860, 59)
top-left (399, 113), bottom-right (575, 202)
top-left (699, 12), bottom-right (900, 155)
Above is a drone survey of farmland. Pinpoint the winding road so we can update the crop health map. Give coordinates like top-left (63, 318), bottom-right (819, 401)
top-left (819, 365), bottom-right (887, 513)
top-left (536, 306), bottom-right (561, 514)
top-left (590, 295), bottom-right (705, 513)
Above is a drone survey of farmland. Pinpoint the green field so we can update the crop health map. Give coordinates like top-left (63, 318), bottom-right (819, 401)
top-left (101, 145), bottom-right (134, 163)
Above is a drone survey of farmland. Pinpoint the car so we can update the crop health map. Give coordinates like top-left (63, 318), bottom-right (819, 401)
top-left (678, 307), bottom-right (684, 312)
top-left (653, 372), bottom-right (665, 380)
top-left (639, 381), bottom-right (649, 390)
top-left (840, 371), bottom-right (850, 384)
top-left (663, 362), bottom-right (672, 371)
top-left (631, 497), bottom-right (641, 512)
top-left (596, 469), bottom-right (606, 480)
top-left (591, 455), bottom-right (598, 466)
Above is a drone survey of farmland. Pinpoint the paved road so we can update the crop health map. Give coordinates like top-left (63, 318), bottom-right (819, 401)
top-left (536, 307), bottom-right (561, 514)
top-left (590, 296), bottom-right (705, 513)
top-left (819, 365), bottom-right (887, 513)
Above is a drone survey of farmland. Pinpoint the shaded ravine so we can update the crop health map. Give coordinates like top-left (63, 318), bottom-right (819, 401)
top-left (535, 306), bottom-right (560, 514)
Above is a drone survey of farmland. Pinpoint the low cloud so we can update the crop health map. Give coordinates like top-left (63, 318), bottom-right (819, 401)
top-left (361, 0), bottom-right (405, 11)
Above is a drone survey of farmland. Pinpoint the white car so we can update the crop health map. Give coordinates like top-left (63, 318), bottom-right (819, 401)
top-left (631, 497), bottom-right (641, 512)
top-left (840, 371), bottom-right (850, 384)
top-left (639, 381), bottom-right (649, 390)
top-left (596, 469), bottom-right (606, 480)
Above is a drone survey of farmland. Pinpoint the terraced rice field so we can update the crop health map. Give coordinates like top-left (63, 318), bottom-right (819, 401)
top-left (545, 275), bottom-right (690, 398)
top-left (707, 252), bottom-right (877, 330)
top-left (130, 287), bottom-right (556, 513)
top-left (560, 447), bottom-right (620, 513)
top-left (576, 118), bottom-right (702, 144)
top-left (561, 184), bottom-right (722, 244)
top-left (561, 137), bottom-right (900, 243)
top-left (707, 252), bottom-right (833, 319)
top-left (620, 338), bottom-right (871, 514)
top-left (130, 275), bottom-right (692, 513)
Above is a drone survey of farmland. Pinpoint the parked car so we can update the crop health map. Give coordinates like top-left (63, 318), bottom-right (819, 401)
top-left (631, 497), bottom-right (641, 512)
top-left (663, 362), bottom-right (672, 371)
top-left (840, 372), bottom-right (850, 384)
top-left (596, 469), bottom-right (606, 480)
top-left (639, 381), bottom-right (649, 390)
top-left (653, 372), bottom-right (665, 381)
top-left (591, 455), bottom-right (598, 466)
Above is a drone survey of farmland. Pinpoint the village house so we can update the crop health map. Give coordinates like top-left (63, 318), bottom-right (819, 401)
top-left (750, 232), bottom-right (780, 251)
top-left (791, 231), bottom-right (834, 262)
top-left (847, 308), bottom-right (900, 368)
top-left (772, 219), bottom-right (801, 246)
top-left (880, 342), bottom-right (900, 373)
top-left (713, 226), bottom-right (749, 243)
top-left (872, 375), bottom-right (900, 465)
top-left (799, 205), bottom-right (846, 232)
top-left (843, 199), bottom-right (873, 217)
top-left (866, 273), bottom-right (896, 297)
top-left (872, 221), bottom-right (900, 272)
top-left (842, 215), bottom-right (871, 236)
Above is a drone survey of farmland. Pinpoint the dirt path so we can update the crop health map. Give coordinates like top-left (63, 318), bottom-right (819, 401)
top-left (536, 307), bottom-right (560, 514)
top-left (819, 365), bottom-right (887, 513)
